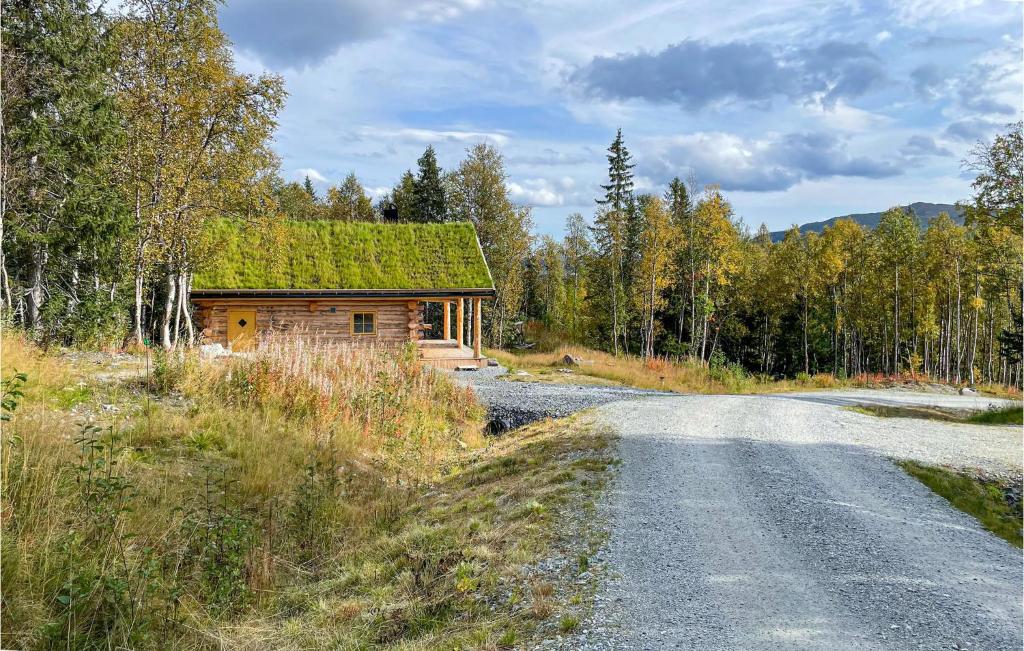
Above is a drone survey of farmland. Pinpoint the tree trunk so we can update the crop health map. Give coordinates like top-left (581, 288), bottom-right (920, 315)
top-left (802, 291), bottom-right (809, 375)
top-left (183, 272), bottom-right (195, 345)
top-left (893, 266), bottom-right (900, 375)
top-left (160, 269), bottom-right (176, 350)
top-left (26, 243), bottom-right (48, 332)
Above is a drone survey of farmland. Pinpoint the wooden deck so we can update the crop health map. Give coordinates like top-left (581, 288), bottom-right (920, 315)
top-left (417, 338), bottom-right (487, 369)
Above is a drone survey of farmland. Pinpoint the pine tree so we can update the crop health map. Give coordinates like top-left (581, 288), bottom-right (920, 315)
top-left (303, 174), bottom-right (318, 201)
top-left (592, 129), bottom-right (636, 354)
top-left (598, 128), bottom-right (635, 212)
top-left (2, 0), bottom-right (125, 336)
top-left (413, 145), bottom-right (448, 222)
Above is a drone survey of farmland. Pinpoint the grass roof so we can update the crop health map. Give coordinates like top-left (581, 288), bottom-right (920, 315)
top-left (193, 220), bottom-right (493, 290)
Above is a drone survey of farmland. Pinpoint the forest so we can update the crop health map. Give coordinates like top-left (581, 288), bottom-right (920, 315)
top-left (4, 0), bottom-right (1022, 387)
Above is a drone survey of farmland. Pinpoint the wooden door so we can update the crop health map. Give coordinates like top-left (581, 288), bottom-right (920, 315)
top-left (227, 309), bottom-right (257, 351)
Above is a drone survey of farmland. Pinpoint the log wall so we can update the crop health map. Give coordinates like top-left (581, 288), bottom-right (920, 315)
top-left (198, 300), bottom-right (421, 347)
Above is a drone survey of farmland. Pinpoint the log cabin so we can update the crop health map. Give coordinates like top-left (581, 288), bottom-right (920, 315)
top-left (191, 220), bottom-right (495, 368)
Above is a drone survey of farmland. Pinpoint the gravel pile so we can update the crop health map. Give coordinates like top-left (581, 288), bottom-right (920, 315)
top-left (451, 365), bottom-right (670, 432)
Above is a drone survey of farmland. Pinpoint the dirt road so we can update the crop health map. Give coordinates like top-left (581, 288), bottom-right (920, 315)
top-left (560, 390), bottom-right (1022, 650)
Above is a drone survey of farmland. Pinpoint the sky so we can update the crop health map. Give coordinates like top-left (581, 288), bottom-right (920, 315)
top-left (217, 0), bottom-right (1024, 237)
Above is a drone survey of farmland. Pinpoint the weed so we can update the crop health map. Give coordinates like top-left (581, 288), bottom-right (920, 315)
top-left (967, 406), bottom-right (1023, 425)
top-left (559, 615), bottom-right (580, 633)
top-left (1, 370), bottom-right (27, 419)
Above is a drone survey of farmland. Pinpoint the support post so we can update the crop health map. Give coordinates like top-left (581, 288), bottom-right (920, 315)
top-left (456, 298), bottom-right (464, 348)
top-left (407, 300), bottom-right (420, 342)
top-left (443, 301), bottom-right (451, 340)
top-left (473, 298), bottom-right (482, 359)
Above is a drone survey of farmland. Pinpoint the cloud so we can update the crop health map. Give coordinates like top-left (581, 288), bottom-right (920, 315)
top-left (642, 131), bottom-right (901, 193)
top-left (506, 177), bottom-right (586, 207)
top-left (891, 0), bottom-right (986, 26)
top-left (957, 63), bottom-right (1017, 115)
top-left (910, 64), bottom-right (946, 99)
top-left (911, 35), bottom-right (984, 49)
top-left (219, 0), bottom-right (483, 69)
top-left (570, 39), bottom-right (885, 110)
top-left (295, 168), bottom-right (329, 183)
top-left (354, 127), bottom-right (510, 146)
top-left (507, 148), bottom-right (590, 166)
top-left (900, 135), bottom-right (953, 157)
top-left (944, 118), bottom-right (1002, 142)
top-left (875, 31), bottom-right (893, 43)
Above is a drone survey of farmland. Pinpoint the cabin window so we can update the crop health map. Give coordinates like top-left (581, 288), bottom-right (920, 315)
top-left (351, 311), bottom-right (377, 336)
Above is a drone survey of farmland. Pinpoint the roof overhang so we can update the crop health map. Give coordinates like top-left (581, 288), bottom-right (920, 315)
top-left (192, 288), bottom-right (496, 300)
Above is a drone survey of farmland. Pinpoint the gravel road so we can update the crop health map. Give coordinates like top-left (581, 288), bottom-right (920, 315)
top-left (454, 370), bottom-right (1023, 649)
top-left (560, 391), bottom-right (1022, 650)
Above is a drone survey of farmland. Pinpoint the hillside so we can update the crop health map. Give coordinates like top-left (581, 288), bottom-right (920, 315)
top-left (769, 202), bottom-right (964, 242)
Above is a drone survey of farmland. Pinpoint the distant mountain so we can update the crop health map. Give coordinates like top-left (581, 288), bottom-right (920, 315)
top-left (768, 202), bottom-right (965, 242)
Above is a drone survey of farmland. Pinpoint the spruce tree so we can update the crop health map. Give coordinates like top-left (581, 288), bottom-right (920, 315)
top-left (303, 174), bottom-right (318, 201)
top-left (598, 128), bottom-right (636, 212)
top-left (592, 129), bottom-right (636, 354)
top-left (2, 0), bottom-right (125, 336)
top-left (413, 145), bottom-right (448, 222)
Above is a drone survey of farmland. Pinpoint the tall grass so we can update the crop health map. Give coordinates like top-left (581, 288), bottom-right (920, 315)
top-left (489, 345), bottom-right (839, 394)
top-left (489, 344), bottom-right (1022, 397)
top-left (1, 333), bottom-right (486, 649)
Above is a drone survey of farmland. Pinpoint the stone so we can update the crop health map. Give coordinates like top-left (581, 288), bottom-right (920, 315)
top-left (958, 386), bottom-right (977, 395)
top-left (562, 354), bottom-right (580, 366)
top-left (199, 343), bottom-right (229, 358)
top-left (487, 358), bottom-right (500, 366)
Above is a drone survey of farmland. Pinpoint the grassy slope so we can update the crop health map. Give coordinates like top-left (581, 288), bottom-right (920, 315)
top-left (1, 336), bottom-right (609, 649)
top-left (194, 220), bottom-right (493, 290)
top-left (899, 462), bottom-right (1022, 548)
top-left (849, 404), bottom-right (1024, 425)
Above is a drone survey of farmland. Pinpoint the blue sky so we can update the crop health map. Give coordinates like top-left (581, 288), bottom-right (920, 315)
top-left (219, 0), bottom-right (1023, 236)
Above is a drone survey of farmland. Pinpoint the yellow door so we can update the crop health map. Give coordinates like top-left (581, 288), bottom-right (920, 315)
top-left (226, 309), bottom-right (257, 351)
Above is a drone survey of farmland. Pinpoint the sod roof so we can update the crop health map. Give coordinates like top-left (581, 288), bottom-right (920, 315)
top-left (193, 220), bottom-right (494, 291)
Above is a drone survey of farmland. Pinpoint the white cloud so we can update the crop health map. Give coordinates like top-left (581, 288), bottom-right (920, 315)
top-left (891, 0), bottom-right (986, 26)
top-left (800, 100), bottom-right (894, 133)
top-left (875, 30), bottom-right (892, 42)
top-left (356, 127), bottom-right (510, 147)
top-left (295, 168), bottom-right (329, 183)
top-left (506, 176), bottom-right (584, 207)
top-left (507, 180), bottom-right (562, 207)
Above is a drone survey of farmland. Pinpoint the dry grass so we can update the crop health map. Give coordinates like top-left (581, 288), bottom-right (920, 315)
top-left (488, 345), bottom-right (836, 394)
top-left (1, 333), bottom-right (607, 649)
top-left (488, 345), bottom-right (1022, 397)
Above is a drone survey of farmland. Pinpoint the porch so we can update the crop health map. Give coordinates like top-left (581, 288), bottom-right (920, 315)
top-left (413, 297), bottom-right (488, 369)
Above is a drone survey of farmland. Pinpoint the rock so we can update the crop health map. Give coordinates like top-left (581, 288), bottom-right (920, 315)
top-left (959, 386), bottom-right (977, 395)
top-left (558, 368), bottom-right (575, 374)
top-left (454, 365), bottom-right (479, 372)
top-left (563, 354), bottom-right (580, 366)
top-left (487, 358), bottom-right (500, 366)
top-left (200, 343), bottom-right (229, 358)
top-left (516, 370), bottom-right (532, 376)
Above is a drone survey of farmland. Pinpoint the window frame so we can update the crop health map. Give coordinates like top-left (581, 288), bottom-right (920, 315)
top-left (350, 310), bottom-right (378, 337)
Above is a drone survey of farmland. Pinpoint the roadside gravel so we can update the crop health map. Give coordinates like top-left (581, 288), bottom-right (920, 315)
top-left (453, 365), bottom-right (671, 430)
top-left (562, 392), bottom-right (1022, 650)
